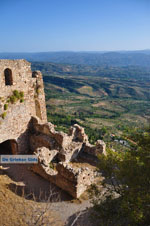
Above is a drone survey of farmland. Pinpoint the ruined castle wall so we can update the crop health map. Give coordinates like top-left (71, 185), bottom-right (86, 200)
top-left (0, 60), bottom-right (47, 153)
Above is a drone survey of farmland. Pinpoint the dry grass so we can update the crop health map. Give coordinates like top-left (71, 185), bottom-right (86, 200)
top-left (0, 168), bottom-right (63, 226)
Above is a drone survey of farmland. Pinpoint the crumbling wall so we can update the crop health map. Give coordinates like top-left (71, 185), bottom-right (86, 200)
top-left (0, 60), bottom-right (47, 153)
top-left (0, 59), bottom-right (106, 198)
top-left (29, 117), bottom-right (106, 198)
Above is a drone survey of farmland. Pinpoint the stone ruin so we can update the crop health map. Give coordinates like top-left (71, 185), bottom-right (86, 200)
top-left (0, 60), bottom-right (106, 198)
top-left (0, 60), bottom-right (47, 154)
top-left (30, 118), bottom-right (106, 198)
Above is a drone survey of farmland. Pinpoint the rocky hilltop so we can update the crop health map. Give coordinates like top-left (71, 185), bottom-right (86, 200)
top-left (0, 59), bottom-right (106, 198)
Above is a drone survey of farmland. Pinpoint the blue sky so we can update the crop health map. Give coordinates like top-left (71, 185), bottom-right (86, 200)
top-left (0, 0), bottom-right (150, 52)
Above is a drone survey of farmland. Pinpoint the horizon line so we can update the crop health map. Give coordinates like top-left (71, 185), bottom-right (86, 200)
top-left (0, 49), bottom-right (150, 54)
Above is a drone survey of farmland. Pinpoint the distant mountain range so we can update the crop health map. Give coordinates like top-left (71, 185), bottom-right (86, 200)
top-left (0, 50), bottom-right (150, 67)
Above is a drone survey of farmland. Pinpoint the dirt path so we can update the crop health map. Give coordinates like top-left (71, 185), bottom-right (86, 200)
top-left (1, 163), bottom-right (93, 225)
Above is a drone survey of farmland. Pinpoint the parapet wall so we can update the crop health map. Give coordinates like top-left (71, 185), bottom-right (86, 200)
top-left (0, 59), bottom-right (47, 153)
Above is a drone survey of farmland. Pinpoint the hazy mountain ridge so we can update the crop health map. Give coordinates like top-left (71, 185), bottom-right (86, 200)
top-left (1, 50), bottom-right (150, 67)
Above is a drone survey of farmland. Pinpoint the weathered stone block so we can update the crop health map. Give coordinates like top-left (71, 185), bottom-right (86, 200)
top-left (35, 147), bottom-right (58, 165)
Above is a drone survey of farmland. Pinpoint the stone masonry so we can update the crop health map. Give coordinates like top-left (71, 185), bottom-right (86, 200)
top-left (30, 117), bottom-right (106, 198)
top-left (0, 60), bottom-right (47, 153)
top-left (0, 59), bottom-right (106, 198)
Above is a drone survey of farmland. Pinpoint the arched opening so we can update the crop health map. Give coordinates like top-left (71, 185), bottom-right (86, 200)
top-left (4, 68), bottom-right (13, 86)
top-left (0, 140), bottom-right (18, 154)
top-left (35, 100), bottom-right (42, 120)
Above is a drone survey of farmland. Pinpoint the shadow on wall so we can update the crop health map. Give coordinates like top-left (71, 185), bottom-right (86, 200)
top-left (14, 118), bottom-right (39, 154)
top-left (0, 139), bottom-right (18, 154)
top-left (0, 118), bottom-right (36, 155)
top-left (35, 99), bottom-right (42, 120)
top-left (1, 164), bottom-right (72, 203)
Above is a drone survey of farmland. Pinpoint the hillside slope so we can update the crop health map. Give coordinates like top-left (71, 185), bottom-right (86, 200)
top-left (0, 168), bottom-right (63, 226)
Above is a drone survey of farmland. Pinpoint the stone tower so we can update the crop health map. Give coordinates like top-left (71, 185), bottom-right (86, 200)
top-left (0, 59), bottom-right (47, 154)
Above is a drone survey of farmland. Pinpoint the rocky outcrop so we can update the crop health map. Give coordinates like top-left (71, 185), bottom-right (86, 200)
top-left (29, 117), bottom-right (106, 198)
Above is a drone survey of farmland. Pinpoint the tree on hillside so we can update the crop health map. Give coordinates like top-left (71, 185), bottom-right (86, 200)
top-left (89, 127), bottom-right (150, 226)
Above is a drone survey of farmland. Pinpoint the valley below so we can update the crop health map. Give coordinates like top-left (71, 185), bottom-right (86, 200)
top-left (32, 62), bottom-right (150, 149)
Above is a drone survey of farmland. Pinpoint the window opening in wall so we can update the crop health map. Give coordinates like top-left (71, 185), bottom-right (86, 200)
top-left (4, 68), bottom-right (13, 85)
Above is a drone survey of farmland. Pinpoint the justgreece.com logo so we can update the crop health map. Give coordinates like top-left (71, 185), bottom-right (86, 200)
top-left (0, 155), bottom-right (38, 164)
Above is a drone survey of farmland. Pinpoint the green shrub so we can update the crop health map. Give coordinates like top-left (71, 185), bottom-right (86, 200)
top-left (49, 162), bottom-right (57, 170)
top-left (20, 99), bottom-right (24, 103)
top-left (49, 162), bottom-right (54, 169)
top-left (89, 127), bottom-right (150, 225)
top-left (8, 90), bottom-right (25, 104)
top-left (7, 98), bottom-right (10, 103)
top-left (36, 85), bottom-right (41, 95)
top-left (10, 95), bottom-right (17, 104)
top-left (36, 88), bottom-right (40, 95)
top-left (19, 91), bottom-right (24, 98)
top-left (4, 104), bottom-right (8, 110)
top-left (1, 112), bottom-right (7, 119)
top-left (13, 90), bottom-right (20, 99)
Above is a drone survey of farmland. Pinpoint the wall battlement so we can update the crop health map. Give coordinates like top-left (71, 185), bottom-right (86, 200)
top-left (0, 59), bottom-right (47, 154)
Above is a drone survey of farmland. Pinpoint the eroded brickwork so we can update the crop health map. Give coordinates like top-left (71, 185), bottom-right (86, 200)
top-left (0, 60), bottom-right (47, 153)
top-left (30, 118), bottom-right (106, 198)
